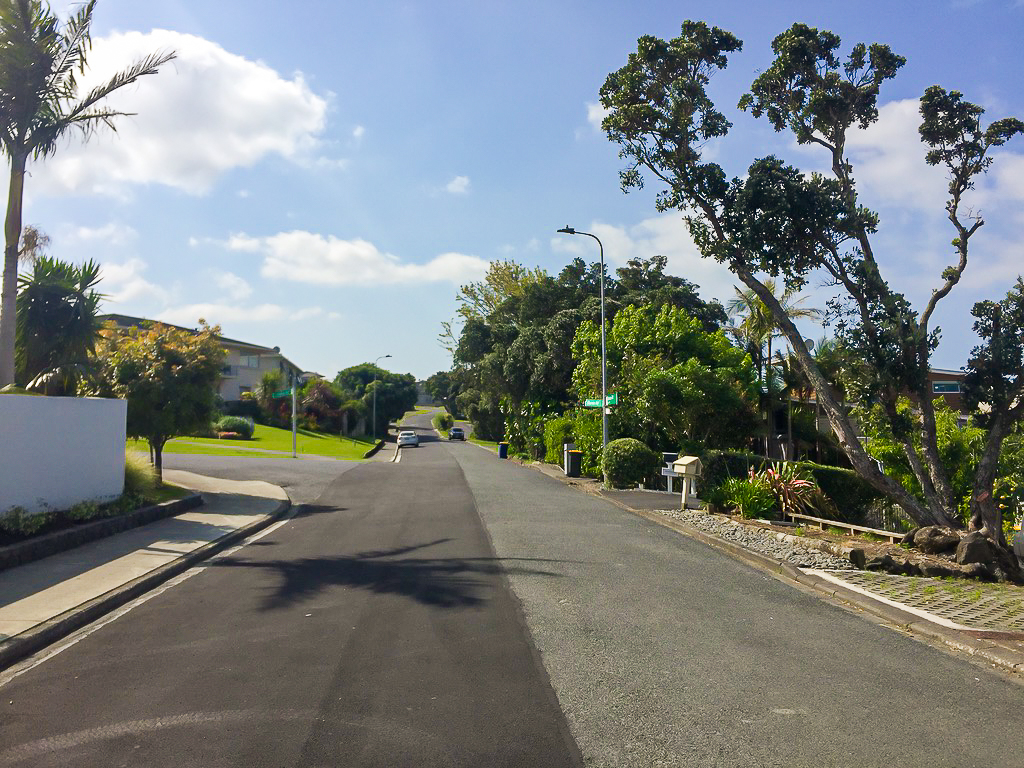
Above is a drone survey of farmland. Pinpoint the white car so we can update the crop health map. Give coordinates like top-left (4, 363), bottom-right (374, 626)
top-left (397, 430), bottom-right (419, 447)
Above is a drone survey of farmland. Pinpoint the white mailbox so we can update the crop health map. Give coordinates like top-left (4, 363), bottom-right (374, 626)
top-left (671, 456), bottom-right (703, 509)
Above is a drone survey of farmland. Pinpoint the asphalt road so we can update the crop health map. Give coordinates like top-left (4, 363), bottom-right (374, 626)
top-left (1, 412), bottom-right (1022, 767)
top-left (0, 422), bottom-right (582, 767)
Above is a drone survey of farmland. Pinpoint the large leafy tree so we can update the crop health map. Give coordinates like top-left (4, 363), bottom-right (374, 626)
top-left (16, 254), bottom-right (102, 394)
top-left (451, 256), bottom-right (727, 447)
top-left (0, 0), bottom-right (175, 386)
top-left (334, 363), bottom-right (417, 437)
top-left (571, 303), bottom-right (758, 452)
top-left (89, 322), bottom-right (226, 481)
top-left (600, 21), bottom-right (1024, 559)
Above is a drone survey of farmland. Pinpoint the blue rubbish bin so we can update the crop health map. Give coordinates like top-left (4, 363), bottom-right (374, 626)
top-left (498, 442), bottom-right (509, 459)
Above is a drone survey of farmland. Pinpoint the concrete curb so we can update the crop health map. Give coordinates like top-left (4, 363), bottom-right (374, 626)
top-left (0, 496), bottom-right (291, 672)
top-left (362, 439), bottom-right (386, 459)
top-left (0, 494), bottom-right (204, 573)
top-left (580, 492), bottom-right (1024, 676)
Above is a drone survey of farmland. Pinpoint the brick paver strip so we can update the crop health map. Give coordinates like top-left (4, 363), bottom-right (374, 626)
top-left (818, 570), bottom-right (1024, 632)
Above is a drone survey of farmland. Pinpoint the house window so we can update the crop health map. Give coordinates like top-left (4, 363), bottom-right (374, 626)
top-left (932, 381), bottom-right (961, 394)
top-left (239, 385), bottom-right (252, 396)
top-left (241, 355), bottom-right (261, 368)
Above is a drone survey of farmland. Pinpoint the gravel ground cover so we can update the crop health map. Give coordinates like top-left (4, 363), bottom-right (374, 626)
top-left (659, 507), bottom-right (855, 570)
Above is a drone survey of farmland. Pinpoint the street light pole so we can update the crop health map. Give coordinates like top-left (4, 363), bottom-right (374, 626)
top-left (372, 354), bottom-right (392, 442)
top-left (557, 226), bottom-right (608, 452)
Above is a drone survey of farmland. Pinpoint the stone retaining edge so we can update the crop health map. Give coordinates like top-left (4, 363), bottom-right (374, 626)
top-left (0, 497), bottom-right (291, 672)
top-left (0, 494), bottom-right (204, 573)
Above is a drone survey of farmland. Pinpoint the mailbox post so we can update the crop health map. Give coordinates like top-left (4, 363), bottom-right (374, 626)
top-left (671, 456), bottom-right (703, 510)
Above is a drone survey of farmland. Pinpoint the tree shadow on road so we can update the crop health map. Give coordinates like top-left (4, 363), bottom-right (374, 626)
top-left (212, 538), bottom-right (577, 611)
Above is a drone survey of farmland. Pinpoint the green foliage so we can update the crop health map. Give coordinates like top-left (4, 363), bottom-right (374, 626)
top-left (572, 409), bottom-right (604, 477)
top-left (16, 254), bottom-right (103, 394)
top-left (572, 304), bottom-right (758, 452)
top-left (544, 415), bottom-right (575, 464)
top-left (602, 437), bottom-right (660, 489)
top-left (700, 450), bottom-right (880, 523)
top-left (88, 321), bottom-right (226, 479)
top-left (857, 397), bottom-right (983, 522)
top-left (67, 500), bottom-right (100, 521)
top-left (124, 450), bottom-right (159, 498)
top-left (334, 363), bottom-right (418, 437)
top-left (0, 0), bottom-right (175, 386)
top-left (214, 415), bottom-right (254, 439)
top-left (599, 19), bottom-right (1024, 536)
top-left (713, 477), bottom-right (777, 519)
top-left (754, 463), bottom-right (833, 519)
top-left (432, 411), bottom-right (454, 431)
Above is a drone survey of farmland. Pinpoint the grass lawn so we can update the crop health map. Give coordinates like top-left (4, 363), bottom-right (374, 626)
top-left (469, 436), bottom-right (501, 451)
top-left (129, 424), bottom-right (376, 461)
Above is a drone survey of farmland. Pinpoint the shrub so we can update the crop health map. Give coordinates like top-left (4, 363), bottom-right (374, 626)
top-left (801, 462), bottom-right (885, 524)
top-left (1, 507), bottom-right (53, 536)
top-left (754, 463), bottom-right (834, 519)
top-left (68, 500), bottom-right (100, 522)
top-left (572, 409), bottom-right (604, 477)
top-left (214, 415), bottom-right (254, 439)
top-left (700, 450), bottom-right (771, 496)
top-left (432, 411), bottom-right (454, 431)
top-left (543, 416), bottom-right (575, 464)
top-left (602, 437), bottom-right (660, 489)
top-left (701, 451), bottom-right (882, 524)
top-left (713, 476), bottom-right (777, 519)
top-left (125, 450), bottom-right (160, 497)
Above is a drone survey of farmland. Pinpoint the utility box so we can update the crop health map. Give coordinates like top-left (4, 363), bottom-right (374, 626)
top-left (671, 456), bottom-right (703, 509)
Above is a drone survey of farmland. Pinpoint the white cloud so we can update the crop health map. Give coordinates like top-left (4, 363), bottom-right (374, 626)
top-left (212, 270), bottom-right (252, 300)
top-left (292, 307), bottom-right (325, 321)
top-left (32, 29), bottom-right (329, 197)
top-left (157, 303), bottom-right (287, 327)
top-left (63, 222), bottom-right (138, 246)
top-left (446, 175), bottom-right (471, 195)
top-left (353, 125), bottom-right (365, 140)
top-left (586, 102), bottom-right (609, 131)
top-left (229, 230), bottom-right (488, 285)
top-left (99, 258), bottom-right (169, 305)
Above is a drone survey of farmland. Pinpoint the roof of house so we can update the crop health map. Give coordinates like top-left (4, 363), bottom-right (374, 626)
top-left (100, 313), bottom-right (302, 370)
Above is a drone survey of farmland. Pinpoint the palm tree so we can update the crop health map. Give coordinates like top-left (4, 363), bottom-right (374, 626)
top-left (727, 278), bottom-right (822, 456)
top-left (16, 255), bottom-right (103, 394)
top-left (0, 0), bottom-right (175, 386)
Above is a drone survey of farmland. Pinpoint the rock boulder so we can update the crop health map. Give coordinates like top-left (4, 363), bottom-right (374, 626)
top-left (913, 526), bottom-right (962, 555)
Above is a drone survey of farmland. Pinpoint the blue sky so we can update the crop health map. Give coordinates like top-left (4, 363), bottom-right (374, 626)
top-left (24, 0), bottom-right (1024, 380)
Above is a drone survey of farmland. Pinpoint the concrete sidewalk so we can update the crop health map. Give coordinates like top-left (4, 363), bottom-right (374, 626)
top-left (522, 457), bottom-right (1024, 676)
top-left (0, 470), bottom-right (290, 669)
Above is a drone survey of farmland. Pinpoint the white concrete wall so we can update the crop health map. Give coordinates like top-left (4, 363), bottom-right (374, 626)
top-left (0, 395), bottom-right (127, 516)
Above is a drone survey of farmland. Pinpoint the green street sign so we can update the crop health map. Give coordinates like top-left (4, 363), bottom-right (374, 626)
top-left (584, 393), bottom-right (618, 408)
top-left (584, 398), bottom-right (602, 408)
top-left (272, 389), bottom-right (293, 399)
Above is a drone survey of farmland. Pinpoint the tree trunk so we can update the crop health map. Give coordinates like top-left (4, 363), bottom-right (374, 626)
top-left (0, 152), bottom-right (27, 388)
top-left (732, 265), bottom-right (953, 528)
top-left (971, 411), bottom-right (1009, 548)
top-left (152, 437), bottom-right (165, 484)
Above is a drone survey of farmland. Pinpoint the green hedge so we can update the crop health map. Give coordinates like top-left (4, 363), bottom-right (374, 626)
top-left (699, 450), bottom-right (882, 523)
top-left (603, 438), bottom-right (660, 489)
top-left (432, 411), bottom-right (454, 431)
top-left (543, 416), bottom-right (575, 464)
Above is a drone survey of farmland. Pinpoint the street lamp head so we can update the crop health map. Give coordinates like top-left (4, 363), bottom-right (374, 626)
top-left (557, 226), bottom-right (576, 235)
